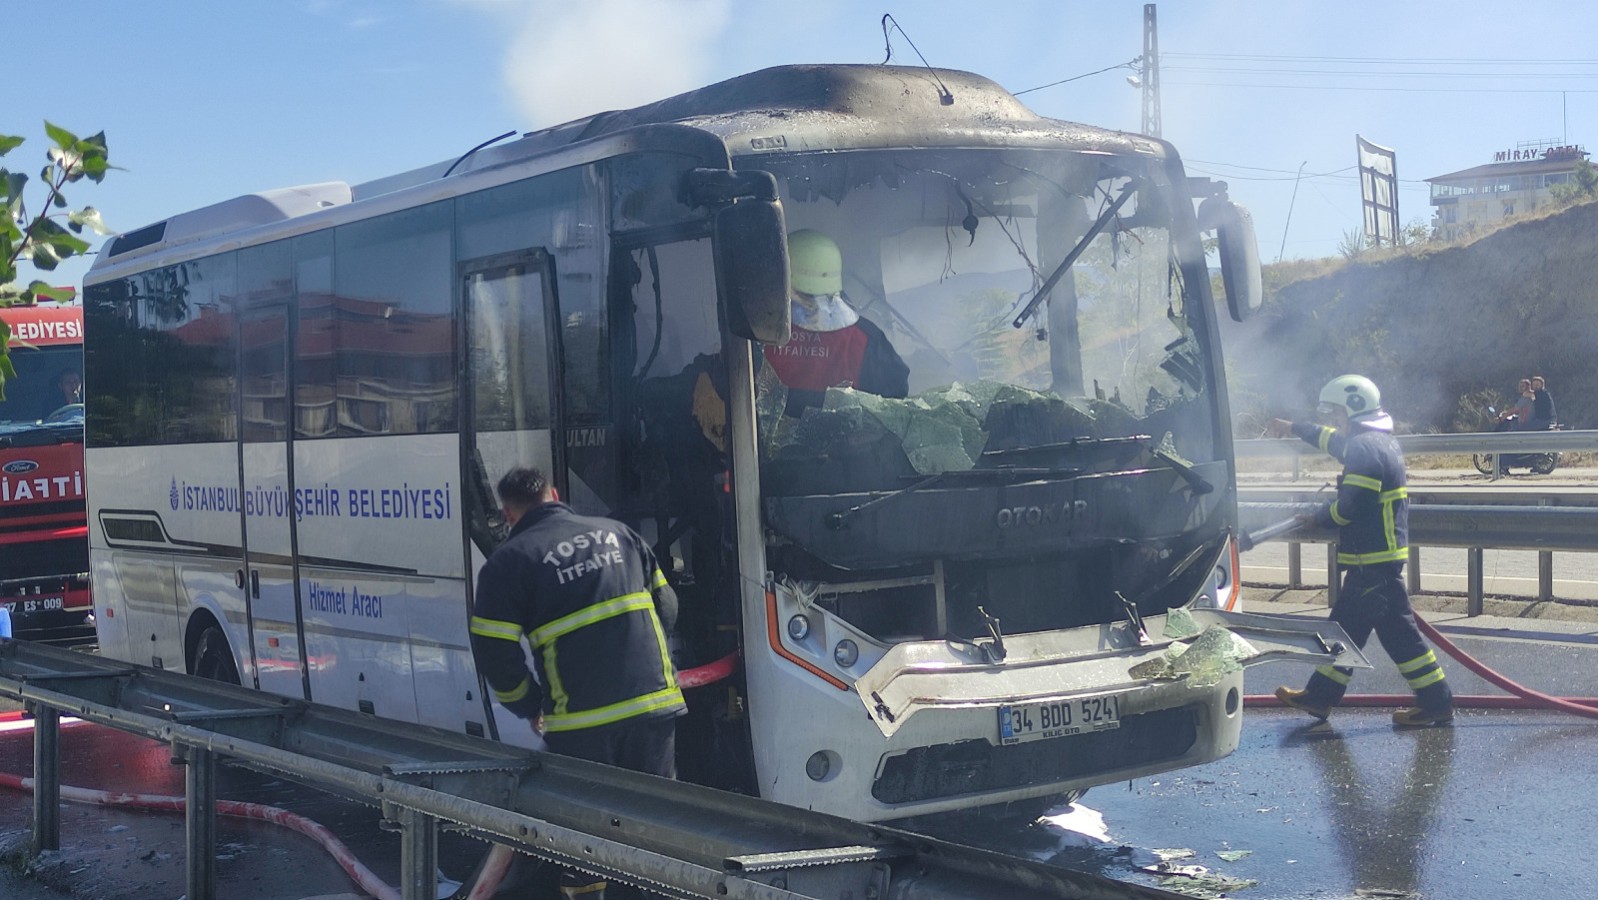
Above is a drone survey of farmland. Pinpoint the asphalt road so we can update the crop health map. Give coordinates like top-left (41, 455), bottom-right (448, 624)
top-left (6, 588), bottom-right (1597, 900)
top-left (2, 461), bottom-right (1593, 898)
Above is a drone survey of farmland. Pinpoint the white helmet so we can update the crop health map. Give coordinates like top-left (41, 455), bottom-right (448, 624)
top-left (1318, 374), bottom-right (1392, 431)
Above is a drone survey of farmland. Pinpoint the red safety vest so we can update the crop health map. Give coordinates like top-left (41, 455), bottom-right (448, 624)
top-left (763, 325), bottom-right (870, 392)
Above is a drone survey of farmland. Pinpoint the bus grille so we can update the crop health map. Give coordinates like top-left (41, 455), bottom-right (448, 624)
top-left (871, 706), bottom-right (1199, 805)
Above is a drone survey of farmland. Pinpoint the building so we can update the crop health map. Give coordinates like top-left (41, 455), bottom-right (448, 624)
top-left (1426, 141), bottom-right (1588, 241)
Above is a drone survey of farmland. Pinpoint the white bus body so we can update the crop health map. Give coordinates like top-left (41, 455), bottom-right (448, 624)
top-left (83, 65), bottom-right (1359, 822)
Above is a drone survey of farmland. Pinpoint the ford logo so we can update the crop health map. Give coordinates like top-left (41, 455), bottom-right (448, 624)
top-left (2, 460), bottom-right (38, 474)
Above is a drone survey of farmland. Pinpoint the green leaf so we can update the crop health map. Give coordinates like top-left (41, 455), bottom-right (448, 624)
top-left (43, 121), bottom-right (79, 149)
top-left (0, 353), bottom-right (14, 402)
top-left (47, 148), bottom-right (82, 183)
top-left (77, 131), bottom-right (109, 184)
top-left (28, 281), bottom-right (75, 303)
top-left (69, 207), bottom-right (111, 235)
top-left (2, 171), bottom-right (26, 214)
top-left (0, 135), bottom-right (22, 157)
top-left (30, 241), bottom-right (61, 270)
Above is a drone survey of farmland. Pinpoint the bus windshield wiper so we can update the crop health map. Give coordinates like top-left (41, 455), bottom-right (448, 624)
top-left (1012, 177), bottom-right (1142, 328)
top-left (826, 467), bottom-right (1079, 530)
top-left (1150, 445), bottom-right (1214, 495)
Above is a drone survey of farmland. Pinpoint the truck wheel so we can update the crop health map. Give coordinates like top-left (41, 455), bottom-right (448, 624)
top-left (192, 626), bottom-right (241, 685)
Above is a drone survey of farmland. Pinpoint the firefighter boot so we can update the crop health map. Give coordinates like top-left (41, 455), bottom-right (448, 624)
top-left (1392, 705), bottom-right (1454, 727)
top-left (1275, 686), bottom-right (1331, 720)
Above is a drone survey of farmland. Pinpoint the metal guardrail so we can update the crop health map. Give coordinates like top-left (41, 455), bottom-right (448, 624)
top-left (1239, 490), bottom-right (1598, 614)
top-left (1236, 429), bottom-right (1598, 458)
top-left (0, 640), bottom-right (1182, 900)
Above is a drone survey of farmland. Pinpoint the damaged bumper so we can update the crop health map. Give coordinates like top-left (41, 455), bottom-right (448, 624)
top-left (856, 608), bottom-right (1369, 739)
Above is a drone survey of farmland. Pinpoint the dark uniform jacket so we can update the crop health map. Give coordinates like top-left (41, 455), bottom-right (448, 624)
top-left (469, 502), bottom-right (685, 733)
top-left (1291, 421), bottom-right (1409, 567)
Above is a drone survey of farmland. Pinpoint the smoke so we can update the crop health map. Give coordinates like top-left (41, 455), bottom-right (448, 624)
top-left (453, 0), bottom-right (732, 129)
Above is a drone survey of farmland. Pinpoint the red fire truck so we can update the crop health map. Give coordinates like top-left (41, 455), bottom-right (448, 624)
top-left (0, 303), bottom-right (91, 642)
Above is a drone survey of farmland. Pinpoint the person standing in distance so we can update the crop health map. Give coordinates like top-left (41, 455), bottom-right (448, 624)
top-left (1269, 375), bottom-right (1454, 727)
top-left (469, 467), bottom-right (685, 899)
top-left (1528, 375), bottom-right (1556, 432)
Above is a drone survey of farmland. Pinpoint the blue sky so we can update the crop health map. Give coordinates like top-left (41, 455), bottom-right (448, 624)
top-left (14, 0), bottom-right (1598, 289)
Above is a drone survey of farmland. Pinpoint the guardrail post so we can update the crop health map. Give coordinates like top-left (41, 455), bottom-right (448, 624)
top-left (1325, 543), bottom-right (1339, 608)
top-left (1287, 543), bottom-right (1302, 588)
top-left (182, 745), bottom-right (217, 900)
top-left (395, 804), bottom-right (438, 900)
top-left (30, 703), bottom-right (60, 855)
top-left (1466, 548), bottom-right (1484, 617)
top-left (1407, 547), bottom-right (1421, 594)
top-left (1539, 551), bottom-right (1554, 602)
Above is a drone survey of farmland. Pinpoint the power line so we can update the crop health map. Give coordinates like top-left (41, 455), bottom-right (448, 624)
top-left (1167, 65), bottom-right (1598, 79)
top-left (1164, 80), bottom-right (1598, 94)
top-left (1186, 160), bottom-right (1431, 185)
top-left (1014, 57), bottom-right (1140, 96)
top-left (1165, 52), bottom-right (1598, 66)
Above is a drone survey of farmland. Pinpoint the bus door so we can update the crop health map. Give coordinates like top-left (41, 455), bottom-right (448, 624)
top-left (460, 250), bottom-right (564, 737)
top-left (237, 300), bottom-right (309, 699)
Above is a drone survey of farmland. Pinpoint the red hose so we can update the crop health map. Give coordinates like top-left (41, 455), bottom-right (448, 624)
top-left (676, 650), bottom-right (739, 689)
top-left (0, 768), bottom-right (401, 900)
top-left (1245, 611), bottom-right (1598, 720)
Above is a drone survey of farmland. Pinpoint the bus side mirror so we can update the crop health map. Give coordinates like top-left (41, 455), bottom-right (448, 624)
top-left (1198, 197), bottom-right (1263, 322)
top-left (714, 198), bottom-right (792, 345)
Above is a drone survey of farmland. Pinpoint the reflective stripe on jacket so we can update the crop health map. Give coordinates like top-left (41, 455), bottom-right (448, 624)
top-left (1292, 422), bottom-right (1409, 567)
top-left (469, 502), bottom-right (684, 732)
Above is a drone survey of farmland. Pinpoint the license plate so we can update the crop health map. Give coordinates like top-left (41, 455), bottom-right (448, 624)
top-left (4, 596), bottom-right (66, 615)
top-left (999, 695), bottom-right (1121, 745)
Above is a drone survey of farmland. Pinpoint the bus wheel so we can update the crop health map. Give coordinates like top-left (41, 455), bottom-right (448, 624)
top-left (192, 627), bottom-right (241, 685)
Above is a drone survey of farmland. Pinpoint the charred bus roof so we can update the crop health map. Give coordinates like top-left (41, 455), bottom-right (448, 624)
top-left (90, 64), bottom-right (1168, 279)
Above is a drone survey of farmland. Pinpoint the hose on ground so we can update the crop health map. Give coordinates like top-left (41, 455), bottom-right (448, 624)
top-left (0, 766), bottom-right (401, 900)
top-left (1241, 517), bottom-right (1598, 720)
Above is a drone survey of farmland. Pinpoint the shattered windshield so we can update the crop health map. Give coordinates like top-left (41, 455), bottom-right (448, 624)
top-left (750, 148), bottom-right (1217, 495)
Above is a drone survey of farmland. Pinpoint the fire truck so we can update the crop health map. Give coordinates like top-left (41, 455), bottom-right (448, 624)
top-left (0, 303), bottom-right (91, 642)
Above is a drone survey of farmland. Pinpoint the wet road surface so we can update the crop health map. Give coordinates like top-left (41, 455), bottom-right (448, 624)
top-left (3, 601), bottom-right (1597, 899)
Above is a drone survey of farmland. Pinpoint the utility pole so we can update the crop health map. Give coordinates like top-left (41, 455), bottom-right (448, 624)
top-left (1141, 4), bottom-right (1162, 138)
top-left (1279, 162), bottom-right (1308, 263)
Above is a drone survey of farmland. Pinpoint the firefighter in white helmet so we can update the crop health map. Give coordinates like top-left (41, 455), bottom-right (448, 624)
top-left (761, 229), bottom-right (908, 413)
top-left (1267, 375), bottom-right (1454, 727)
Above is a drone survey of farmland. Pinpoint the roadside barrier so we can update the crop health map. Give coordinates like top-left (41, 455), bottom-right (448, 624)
top-left (1239, 516), bottom-right (1598, 721)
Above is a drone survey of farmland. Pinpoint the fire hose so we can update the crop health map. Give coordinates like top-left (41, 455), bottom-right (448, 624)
top-left (0, 653), bottom-right (744, 900)
top-left (1238, 517), bottom-right (1598, 720)
top-left (0, 712), bottom-right (401, 900)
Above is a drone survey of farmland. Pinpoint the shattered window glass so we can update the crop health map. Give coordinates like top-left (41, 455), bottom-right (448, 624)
top-left (750, 147), bottom-right (1219, 496)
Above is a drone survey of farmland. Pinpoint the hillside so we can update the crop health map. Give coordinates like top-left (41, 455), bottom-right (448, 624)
top-left (1221, 199), bottom-right (1598, 435)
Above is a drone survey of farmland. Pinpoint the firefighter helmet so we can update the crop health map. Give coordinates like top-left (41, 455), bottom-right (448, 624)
top-left (786, 229), bottom-right (858, 331)
top-left (788, 229), bottom-right (844, 296)
top-left (1318, 374), bottom-right (1385, 423)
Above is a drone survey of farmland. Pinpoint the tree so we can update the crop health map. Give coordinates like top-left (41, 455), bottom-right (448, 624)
top-left (0, 122), bottom-right (113, 399)
top-left (1550, 157), bottom-right (1598, 205)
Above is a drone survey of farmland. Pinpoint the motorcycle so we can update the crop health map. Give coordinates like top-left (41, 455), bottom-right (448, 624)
top-left (1472, 406), bottom-right (1562, 475)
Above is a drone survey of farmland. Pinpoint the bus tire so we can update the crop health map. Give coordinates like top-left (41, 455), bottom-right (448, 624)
top-left (192, 626), bottom-right (241, 685)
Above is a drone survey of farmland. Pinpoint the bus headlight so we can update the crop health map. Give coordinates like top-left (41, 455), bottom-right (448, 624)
top-left (833, 639), bottom-right (858, 668)
top-left (806, 750), bottom-right (839, 782)
top-left (787, 615), bottom-right (810, 641)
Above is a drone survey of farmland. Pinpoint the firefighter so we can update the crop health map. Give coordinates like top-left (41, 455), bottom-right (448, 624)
top-left (469, 466), bottom-right (685, 899)
top-left (1269, 375), bottom-right (1454, 727)
top-left (762, 229), bottom-right (909, 413)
